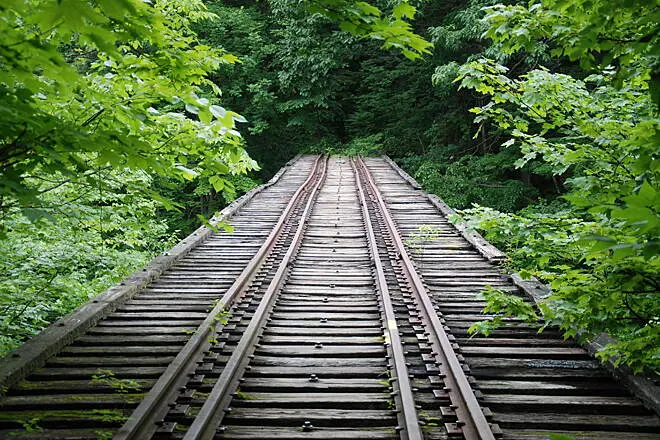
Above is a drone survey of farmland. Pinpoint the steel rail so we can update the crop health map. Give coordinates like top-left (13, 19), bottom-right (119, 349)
top-left (351, 158), bottom-right (423, 440)
top-left (183, 155), bottom-right (329, 440)
top-left (355, 156), bottom-right (496, 440)
top-left (115, 155), bottom-right (326, 440)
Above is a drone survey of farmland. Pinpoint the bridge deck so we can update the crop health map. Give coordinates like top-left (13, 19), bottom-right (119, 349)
top-left (0, 155), bottom-right (657, 440)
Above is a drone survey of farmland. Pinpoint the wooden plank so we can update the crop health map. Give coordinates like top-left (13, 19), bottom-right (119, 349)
top-left (285, 280), bottom-right (374, 287)
top-left (11, 379), bottom-right (156, 394)
top-left (423, 272), bottom-right (506, 279)
top-left (470, 366), bottom-right (610, 380)
top-left (268, 320), bottom-right (380, 328)
top-left (269, 313), bottom-right (380, 320)
top-left (282, 287), bottom-right (375, 296)
top-left (273, 306), bottom-right (377, 313)
top-left (116, 305), bottom-right (209, 312)
top-left (75, 335), bottom-right (189, 345)
top-left (86, 327), bottom-right (196, 335)
top-left (229, 392), bottom-right (389, 408)
top-left (251, 356), bottom-right (386, 368)
top-left (502, 430), bottom-right (660, 440)
top-left (246, 366), bottom-right (385, 377)
top-left (466, 357), bottom-right (600, 369)
top-left (0, 409), bottom-right (131, 429)
top-left (224, 408), bottom-right (394, 426)
top-left (291, 267), bottom-right (372, 275)
top-left (219, 426), bottom-right (396, 439)
top-left (477, 379), bottom-right (629, 395)
top-left (458, 338), bottom-right (573, 347)
top-left (493, 411), bottom-right (660, 430)
top-left (107, 312), bottom-right (208, 319)
top-left (60, 346), bottom-right (182, 356)
top-left (131, 293), bottom-right (219, 300)
top-left (240, 378), bottom-right (387, 392)
top-left (264, 327), bottom-right (382, 336)
top-left (300, 242), bottom-right (367, 249)
top-left (26, 367), bottom-right (165, 379)
top-left (460, 346), bottom-right (588, 359)
top-left (449, 325), bottom-right (561, 338)
top-left (483, 394), bottom-right (646, 413)
top-left (125, 298), bottom-right (216, 304)
top-left (0, 393), bottom-right (144, 409)
top-left (96, 319), bottom-right (202, 327)
top-left (256, 345), bottom-right (385, 358)
top-left (276, 299), bottom-right (377, 306)
top-left (0, 428), bottom-right (122, 439)
top-left (45, 356), bottom-right (174, 367)
top-left (297, 249), bottom-right (369, 256)
top-left (262, 336), bottom-right (383, 344)
top-left (425, 280), bottom-right (510, 287)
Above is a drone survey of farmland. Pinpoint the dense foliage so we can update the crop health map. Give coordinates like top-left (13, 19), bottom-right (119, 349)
top-left (454, 1), bottom-right (659, 372)
top-left (0, 0), bottom-right (259, 356)
top-left (0, 0), bottom-right (432, 356)
top-left (1, 0), bottom-right (657, 372)
top-left (0, 0), bottom-right (257, 213)
top-left (0, 170), bottom-right (177, 355)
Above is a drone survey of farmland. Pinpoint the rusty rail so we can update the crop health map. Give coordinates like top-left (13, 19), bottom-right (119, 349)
top-left (182, 155), bottom-right (329, 440)
top-left (352, 158), bottom-right (423, 440)
top-left (355, 156), bottom-right (496, 440)
top-left (116, 155), bottom-right (326, 440)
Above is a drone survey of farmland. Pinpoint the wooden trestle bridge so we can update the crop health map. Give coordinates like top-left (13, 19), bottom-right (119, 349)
top-left (0, 155), bottom-right (658, 439)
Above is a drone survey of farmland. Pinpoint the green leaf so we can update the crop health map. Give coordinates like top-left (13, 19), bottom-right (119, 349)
top-left (209, 175), bottom-right (225, 192)
top-left (210, 105), bottom-right (226, 118)
top-left (354, 2), bottom-right (381, 17)
top-left (175, 165), bottom-right (198, 180)
top-left (392, 3), bottom-right (416, 20)
top-left (198, 108), bottom-right (212, 124)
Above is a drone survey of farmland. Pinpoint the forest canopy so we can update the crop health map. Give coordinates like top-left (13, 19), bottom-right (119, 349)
top-left (1, 0), bottom-right (658, 372)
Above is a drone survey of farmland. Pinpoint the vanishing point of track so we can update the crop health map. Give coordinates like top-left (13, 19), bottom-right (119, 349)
top-left (1, 155), bottom-right (658, 440)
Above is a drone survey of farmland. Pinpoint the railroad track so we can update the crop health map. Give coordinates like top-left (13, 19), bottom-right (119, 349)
top-left (1, 155), bottom-right (658, 440)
